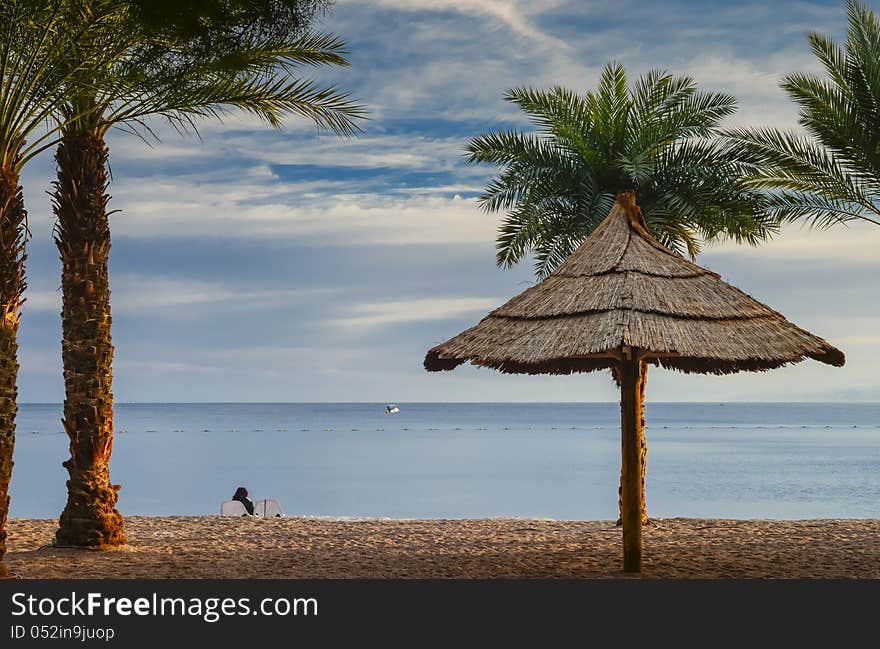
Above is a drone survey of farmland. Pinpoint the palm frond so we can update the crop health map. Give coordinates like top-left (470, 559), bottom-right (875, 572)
top-left (766, 190), bottom-right (880, 228)
top-left (724, 126), bottom-right (880, 225)
top-left (726, 0), bottom-right (880, 229)
top-left (50, 1), bottom-right (366, 141)
top-left (471, 62), bottom-right (774, 276)
top-left (0, 0), bottom-right (122, 169)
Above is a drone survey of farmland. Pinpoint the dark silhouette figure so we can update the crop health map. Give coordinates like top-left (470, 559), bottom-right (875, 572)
top-left (232, 486), bottom-right (254, 516)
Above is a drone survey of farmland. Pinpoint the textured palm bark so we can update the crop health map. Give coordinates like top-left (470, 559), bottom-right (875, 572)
top-left (616, 362), bottom-right (648, 525)
top-left (53, 133), bottom-right (125, 547)
top-left (0, 167), bottom-right (27, 572)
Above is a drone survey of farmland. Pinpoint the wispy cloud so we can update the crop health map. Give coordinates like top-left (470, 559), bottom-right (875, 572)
top-left (330, 296), bottom-right (500, 329)
top-left (339, 0), bottom-right (572, 51)
top-left (108, 187), bottom-right (498, 245)
top-left (706, 221), bottom-right (880, 263)
top-left (23, 276), bottom-right (332, 315)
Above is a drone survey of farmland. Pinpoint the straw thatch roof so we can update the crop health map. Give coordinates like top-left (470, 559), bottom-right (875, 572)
top-left (424, 193), bottom-right (845, 375)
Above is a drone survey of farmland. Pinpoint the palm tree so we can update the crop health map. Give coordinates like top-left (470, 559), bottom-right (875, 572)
top-left (725, 0), bottom-right (880, 228)
top-left (468, 62), bottom-right (775, 523)
top-left (468, 62), bottom-right (775, 279)
top-left (52, 0), bottom-right (364, 547)
top-left (0, 0), bottom-right (104, 572)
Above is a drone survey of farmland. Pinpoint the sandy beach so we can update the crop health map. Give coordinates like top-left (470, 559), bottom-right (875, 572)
top-left (4, 517), bottom-right (879, 579)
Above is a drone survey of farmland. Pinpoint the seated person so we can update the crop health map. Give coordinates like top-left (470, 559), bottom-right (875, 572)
top-left (232, 486), bottom-right (255, 516)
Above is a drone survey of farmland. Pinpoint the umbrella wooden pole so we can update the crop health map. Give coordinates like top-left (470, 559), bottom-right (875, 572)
top-left (619, 354), bottom-right (645, 572)
top-left (617, 361), bottom-right (649, 526)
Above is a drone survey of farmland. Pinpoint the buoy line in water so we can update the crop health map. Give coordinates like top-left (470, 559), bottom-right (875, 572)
top-left (39, 422), bottom-right (871, 437)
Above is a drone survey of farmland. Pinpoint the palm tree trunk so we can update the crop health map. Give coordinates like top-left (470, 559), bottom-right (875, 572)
top-left (616, 362), bottom-right (648, 525)
top-left (53, 133), bottom-right (125, 547)
top-left (0, 166), bottom-right (27, 574)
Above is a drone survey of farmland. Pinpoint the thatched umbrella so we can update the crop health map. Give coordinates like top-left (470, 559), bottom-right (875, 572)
top-left (424, 192), bottom-right (845, 573)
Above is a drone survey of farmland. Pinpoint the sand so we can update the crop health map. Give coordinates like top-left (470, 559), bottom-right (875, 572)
top-left (4, 517), bottom-right (879, 579)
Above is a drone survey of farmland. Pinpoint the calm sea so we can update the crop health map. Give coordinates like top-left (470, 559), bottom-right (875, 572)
top-left (8, 402), bottom-right (880, 520)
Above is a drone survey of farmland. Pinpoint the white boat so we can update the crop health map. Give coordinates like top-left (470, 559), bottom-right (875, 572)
top-left (385, 404), bottom-right (400, 414)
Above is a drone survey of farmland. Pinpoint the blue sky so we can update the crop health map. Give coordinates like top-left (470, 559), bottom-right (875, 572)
top-left (15, 0), bottom-right (880, 402)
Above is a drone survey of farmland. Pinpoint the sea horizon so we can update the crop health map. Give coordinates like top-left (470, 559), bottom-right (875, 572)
top-left (9, 402), bottom-right (879, 521)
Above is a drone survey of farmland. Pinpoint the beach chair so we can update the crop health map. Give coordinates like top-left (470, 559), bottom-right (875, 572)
top-left (253, 499), bottom-right (284, 517)
top-left (220, 500), bottom-right (249, 516)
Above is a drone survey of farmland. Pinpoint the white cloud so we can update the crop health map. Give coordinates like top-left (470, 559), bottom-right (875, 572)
top-left (108, 129), bottom-right (474, 172)
top-left (330, 296), bottom-right (500, 329)
top-left (23, 276), bottom-right (331, 314)
top-left (223, 132), bottom-right (470, 169)
top-left (706, 221), bottom-right (880, 263)
top-left (110, 187), bottom-right (498, 245)
top-left (339, 0), bottom-right (571, 52)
